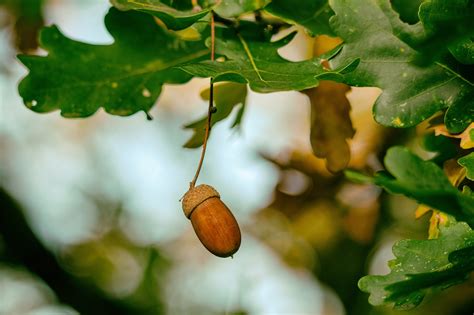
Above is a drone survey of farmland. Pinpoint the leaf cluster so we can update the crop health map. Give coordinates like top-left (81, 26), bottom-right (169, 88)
top-left (17, 0), bottom-right (474, 311)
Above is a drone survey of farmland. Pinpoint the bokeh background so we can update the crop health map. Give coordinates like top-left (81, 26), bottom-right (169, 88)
top-left (0, 1), bottom-right (473, 314)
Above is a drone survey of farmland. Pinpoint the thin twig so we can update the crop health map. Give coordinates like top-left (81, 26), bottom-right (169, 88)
top-left (190, 12), bottom-right (216, 189)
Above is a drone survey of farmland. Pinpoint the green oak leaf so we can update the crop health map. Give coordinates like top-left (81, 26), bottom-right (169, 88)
top-left (264, 0), bottom-right (335, 36)
top-left (329, 0), bottom-right (474, 133)
top-left (390, 0), bottom-right (423, 25)
top-left (449, 38), bottom-right (474, 65)
top-left (359, 220), bottom-right (474, 310)
top-left (213, 0), bottom-right (271, 18)
top-left (416, 0), bottom-right (474, 62)
top-left (418, 0), bottom-right (474, 37)
top-left (18, 8), bottom-right (208, 118)
top-left (184, 82), bottom-right (247, 148)
top-left (459, 153), bottom-right (474, 181)
top-left (180, 27), bottom-right (359, 93)
top-left (111, 0), bottom-right (210, 30)
top-left (344, 169), bottom-right (374, 184)
top-left (373, 146), bottom-right (474, 225)
top-left (377, 0), bottom-right (474, 64)
top-left (112, 0), bottom-right (270, 26)
top-left (421, 132), bottom-right (458, 165)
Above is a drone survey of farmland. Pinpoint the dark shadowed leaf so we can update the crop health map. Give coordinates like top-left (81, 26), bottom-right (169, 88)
top-left (431, 122), bottom-right (474, 150)
top-left (184, 82), bottom-right (247, 148)
top-left (417, 0), bottom-right (474, 62)
top-left (390, 0), bottom-right (423, 24)
top-left (376, 0), bottom-right (474, 64)
top-left (449, 38), bottom-right (474, 65)
top-left (421, 133), bottom-right (458, 165)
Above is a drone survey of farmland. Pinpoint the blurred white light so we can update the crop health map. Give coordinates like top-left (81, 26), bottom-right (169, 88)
top-left (164, 237), bottom-right (326, 314)
top-left (0, 267), bottom-right (53, 314)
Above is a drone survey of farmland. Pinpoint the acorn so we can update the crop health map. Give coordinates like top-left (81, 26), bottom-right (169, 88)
top-left (182, 184), bottom-right (241, 258)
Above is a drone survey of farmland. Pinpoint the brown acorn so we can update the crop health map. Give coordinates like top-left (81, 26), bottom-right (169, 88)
top-left (182, 184), bottom-right (241, 258)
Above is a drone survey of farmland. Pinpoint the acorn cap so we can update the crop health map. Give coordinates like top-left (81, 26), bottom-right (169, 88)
top-left (182, 184), bottom-right (220, 218)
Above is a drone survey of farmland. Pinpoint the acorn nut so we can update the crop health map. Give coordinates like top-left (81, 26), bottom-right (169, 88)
top-left (182, 184), bottom-right (241, 258)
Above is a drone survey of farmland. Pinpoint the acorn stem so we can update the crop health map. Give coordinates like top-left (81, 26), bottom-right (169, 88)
top-left (190, 11), bottom-right (216, 189)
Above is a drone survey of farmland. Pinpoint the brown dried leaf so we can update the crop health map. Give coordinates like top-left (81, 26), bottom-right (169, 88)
top-left (304, 35), bottom-right (355, 173)
top-left (304, 81), bottom-right (355, 172)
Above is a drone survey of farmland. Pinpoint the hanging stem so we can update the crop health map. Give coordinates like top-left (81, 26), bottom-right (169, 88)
top-left (190, 12), bottom-right (216, 189)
